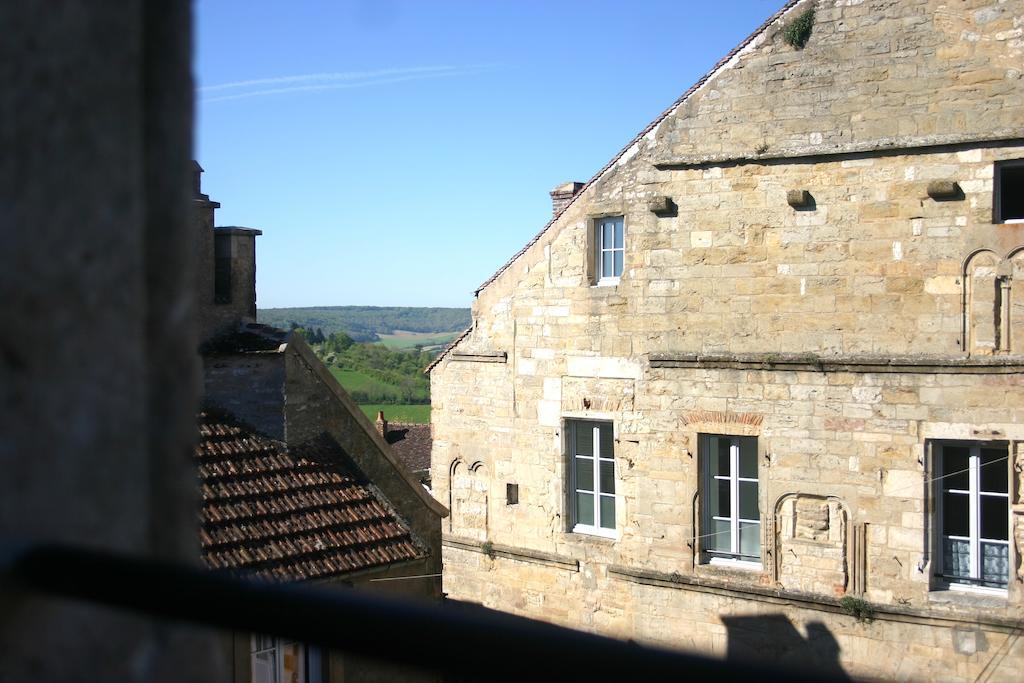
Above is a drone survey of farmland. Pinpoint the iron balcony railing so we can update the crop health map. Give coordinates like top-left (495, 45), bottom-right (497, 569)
top-left (1, 541), bottom-right (828, 682)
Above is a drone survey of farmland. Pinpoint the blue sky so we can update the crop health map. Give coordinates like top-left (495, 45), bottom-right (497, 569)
top-left (195, 1), bottom-right (784, 308)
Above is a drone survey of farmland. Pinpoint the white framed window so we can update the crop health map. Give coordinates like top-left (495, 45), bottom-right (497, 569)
top-left (252, 635), bottom-right (322, 683)
top-left (594, 216), bottom-right (624, 284)
top-left (994, 159), bottom-right (1024, 223)
top-left (701, 434), bottom-right (760, 567)
top-left (936, 443), bottom-right (1009, 592)
top-left (568, 419), bottom-right (616, 537)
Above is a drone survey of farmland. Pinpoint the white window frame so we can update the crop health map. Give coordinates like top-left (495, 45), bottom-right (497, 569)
top-left (593, 216), bottom-right (624, 285)
top-left (251, 636), bottom-right (322, 683)
top-left (701, 434), bottom-right (761, 569)
top-left (994, 159), bottom-right (1024, 224)
top-left (936, 442), bottom-right (1009, 594)
top-left (568, 419), bottom-right (617, 539)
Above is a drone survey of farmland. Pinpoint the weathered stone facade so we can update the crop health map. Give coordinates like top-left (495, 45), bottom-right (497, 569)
top-left (430, 1), bottom-right (1024, 679)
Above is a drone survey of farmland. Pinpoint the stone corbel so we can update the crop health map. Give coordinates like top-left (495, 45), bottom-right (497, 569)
top-left (647, 195), bottom-right (677, 217)
top-left (786, 189), bottom-right (814, 210)
top-left (926, 180), bottom-right (964, 201)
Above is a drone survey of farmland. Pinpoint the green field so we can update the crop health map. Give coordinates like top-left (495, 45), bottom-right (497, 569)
top-left (328, 368), bottom-right (398, 397)
top-left (358, 404), bottom-right (430, 424)
top-left (377, 330), bottom-right (458, 351)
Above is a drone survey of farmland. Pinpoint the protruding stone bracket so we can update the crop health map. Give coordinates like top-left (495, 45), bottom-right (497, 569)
top-left (786, 189), bottom-right (815, 210)
top-left (927, 180), bottom-right (964, 201)
top-left (451, 351), bottom-right (507, 364)
top-left (648, 195), bottom-right (677, 217)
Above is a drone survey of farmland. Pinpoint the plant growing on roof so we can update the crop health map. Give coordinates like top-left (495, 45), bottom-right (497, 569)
top-left (782, 6), bottom-right (816, 49)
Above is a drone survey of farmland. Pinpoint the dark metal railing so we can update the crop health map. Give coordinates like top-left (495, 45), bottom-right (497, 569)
top-left (1, 542), bottom-right (827, 681)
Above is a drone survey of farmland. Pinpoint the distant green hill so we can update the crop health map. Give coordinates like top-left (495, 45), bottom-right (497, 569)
top-left (258, 305), bottom-right (470, 342)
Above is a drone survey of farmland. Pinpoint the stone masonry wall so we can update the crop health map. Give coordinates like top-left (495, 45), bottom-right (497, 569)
top-left (656, 0), bottom-right (1023, 165)
top-left (433, 1), bottom-right (1024, 680)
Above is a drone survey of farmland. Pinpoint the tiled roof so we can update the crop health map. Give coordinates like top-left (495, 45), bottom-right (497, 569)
top-left (201, 323), bottom-right (289, 354)
top-left (471, 0), bottom-right (801, 297)
top-left (384, 423), bottom-right (432, 478)
top-left (196, 411), bottom-right (426, 582)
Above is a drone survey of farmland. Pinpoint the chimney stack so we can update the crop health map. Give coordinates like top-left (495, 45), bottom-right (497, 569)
top-left (376, 410), bottom-right (388, 436)
top-left (550, 181), bottom-right (585, 217)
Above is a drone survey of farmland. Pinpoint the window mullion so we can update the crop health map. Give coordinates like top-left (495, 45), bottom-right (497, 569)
top-left (969, 446), bottom-right (980, 580)
top-left (730, 440), bottom-right (739, 555)
top-left (593, 426), bottom-right (601, 523)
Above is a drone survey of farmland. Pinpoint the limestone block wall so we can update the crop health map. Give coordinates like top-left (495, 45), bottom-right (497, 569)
top-left (470, 145), bottom-right (1024, 359)
top-left (433, 1), bottom-right (1024, 679)
top-left (203, 352), bottom-right (286, 441)
top-left (655, 0), bottom-right (1023, 164)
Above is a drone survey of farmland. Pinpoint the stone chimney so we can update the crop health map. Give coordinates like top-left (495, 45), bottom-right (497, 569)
top-left (376, 410), bottom-right (388, 436)
top-left (550, 181), bottom-right (585, 217)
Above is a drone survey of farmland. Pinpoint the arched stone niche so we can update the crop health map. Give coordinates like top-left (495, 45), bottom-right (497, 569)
top-left (962, 247), bottom-right (1024, 355)
top-left (448, 458), bottom-right (489, 540)
top-left (774, 493), bottom-right (851, 597)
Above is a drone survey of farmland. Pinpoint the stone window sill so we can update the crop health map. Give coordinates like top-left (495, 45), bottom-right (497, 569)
top-left (928, 585), bottom-right (1007, 608)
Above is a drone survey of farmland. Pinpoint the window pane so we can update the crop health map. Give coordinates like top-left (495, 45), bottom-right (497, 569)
top-left (942, 446), bottom-right (970, 490)
top-left (575, 457), bottom-right (594, 492)
top-left (714, 437), bottom-right (730, 476)
top-left (599, 460), bottom-right (615, 494)
top-left (281, 642), bottom-right (305, 683)
top-left (739, 521), bottom-right (760, 559)
top-left (602, 251), bottom-right (613, 278)
top-left (980, 447), bottom-right (1008, 493)
top-left (942, 491), bottom-right (969, 537)
top-left (600, 495), bottom-right (615, 529)
top-left (738, 480), bottom-right (759, 520)
top-left (981, 542), bottom-right (1009, 586)
top-left (603, 222), bottom-right (613, 247)
top-left (613, 222), bottom-right (623, 249)
top-left (943, 537), bottom-right (971, 578)
top-left (598, 423), bottom-right (614, 459)
top-left (707, 519), bottom-right (731, 552)
top-left (716, 479), bottom-right (731, 518)
top-left (252, 651), bottom-right (276, 683)
top-left (613, 250), bottom-right (623, 276)
top-left (980, 495), bottom-right (1008, 541)
top-left (576, 492), bottom-right (594, 526)
top-left (738, 437), bottom-right (757, 478)
top-left (574, 422), bottom-right (593, 456)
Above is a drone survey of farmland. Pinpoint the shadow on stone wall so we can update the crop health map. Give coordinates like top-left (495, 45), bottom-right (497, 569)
top-left (722, 615), bottom-right (850, 680)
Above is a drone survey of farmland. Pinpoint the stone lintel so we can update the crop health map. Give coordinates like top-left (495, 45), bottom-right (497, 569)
top-left (450, 351), bottom-right (507, 364)
top-left (607, 565), bottom-right (1021, 632)
top-left (442, 536), bottom-right (579, 571)
top-left (648, 352), bottom-right (1024, 374)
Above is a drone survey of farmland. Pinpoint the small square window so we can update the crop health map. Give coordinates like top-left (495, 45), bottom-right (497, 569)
top-left (567, 419), bottom-right (616, 537)
top-left (994, 160), bottom-right (1024, 223)
top-left (506, 483), bottom-right (519, 505)
top-left (700, 434), bottom-right (760, 567)
top-left (593, 216), bottom-right (624, 284)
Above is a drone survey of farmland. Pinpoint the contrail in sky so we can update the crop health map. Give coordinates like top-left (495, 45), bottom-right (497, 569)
top-left (199, 64), bottom-right (495, 103)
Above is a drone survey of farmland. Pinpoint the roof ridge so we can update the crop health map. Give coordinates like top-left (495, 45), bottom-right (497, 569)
top-left (471, 0), bottom-right (802, 298)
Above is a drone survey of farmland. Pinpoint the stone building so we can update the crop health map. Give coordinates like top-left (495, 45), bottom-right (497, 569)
top-left (195, 170), bottom-right (447, 683)
top-left (429, 1), bottom-right (1024, 679)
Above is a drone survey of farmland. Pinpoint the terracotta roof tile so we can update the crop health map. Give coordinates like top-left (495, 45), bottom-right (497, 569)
top-left (195, 410), bottom-right (427, 582)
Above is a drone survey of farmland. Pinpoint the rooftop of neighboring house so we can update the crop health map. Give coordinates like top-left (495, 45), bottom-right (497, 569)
top-left (196, 410), bottom-right (427, 582)
top-left (375, 412), bottom-right (432, 485)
